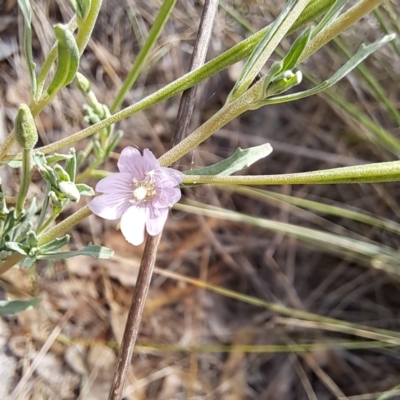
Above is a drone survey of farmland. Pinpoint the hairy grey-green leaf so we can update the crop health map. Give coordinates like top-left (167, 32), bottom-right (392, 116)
top-left (39, 235), bottom-right (70, 254)
top-left (0, 298), bottom-right (41, 316)
top-left (258, 34), bottom-right (396, 107)
top-left (184, 144), bottom-right (273, 177)
top-left (17, 0), bottom-right (36, 94)
top-left (38, 243), bottom-right (114, 260)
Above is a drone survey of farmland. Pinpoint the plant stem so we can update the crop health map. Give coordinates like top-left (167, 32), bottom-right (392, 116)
top-left (298, 0), bottom-right (384, 64)
top-left (37, 205), bottom-right (92, 246)
top-left (15, 148), bottom-right (33, 216)
top-left (108, 234), bottom-right (162, 400)
top-left (171, 0), bottom-right (218, 148)
top-left (108, 2), bottom-right (218, 399)
top-left (36, 182), bottom-right (51, 232)
top-left (158, 82), bottom-right (260, 167)
top-left (2, 0), bottom-right (333, 163)
top-left (182, 160), bottom-right (400, 186)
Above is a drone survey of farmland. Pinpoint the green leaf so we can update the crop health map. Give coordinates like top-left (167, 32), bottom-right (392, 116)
top-left (26, 230), bottom-right (38, 248)
top-left (0, 297), bottom-right (41, 316)
top-left (228, 0), bottom-right (311, 102)
top-left (0, 179), bottom-right (7, 214)
top-left (38, 243), bottom-right (114, 260)
top-left (281, 27), bottom-right (312, 72)
top-left (58, 181), bottom-right (80, 202)
top-left (20, 257), bottom-right (36, 268)
top-left (5, 242), bottom-right (29, 255)
top-left (70, 0), bottom-right (91, 21)
top-left (257, 34), bottom-right (396, 107)
top-left (65, 148), bottom-right (77, 181)
top-left (14, 197), bottom-right (37, 240)
top-left (105, 130), bottom-right (124, 155)
top-left (54, 165), bottom-right (71, 182)
top-left (312, 0), bottom-right (348, 38)
top-left (17, 0), bottom-right (36, 95)
top-left (184, 144), bottom-right (273, 177)
top-left (6, 160), bottom-right (22, 168)
top-left (263, 71), bottom-right (303, 98)
top-left (47, 24), bottom-right (80, 96)
top-left (39, 235), bottom-right (70, 254)
top-left (46, 153), bottom-right (74, 164)
top-left (75, 183), bottom-right (94, 196)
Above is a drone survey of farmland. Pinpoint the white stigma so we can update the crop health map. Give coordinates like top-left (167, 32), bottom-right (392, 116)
top-left (133, 186), bottom-right (148, 200)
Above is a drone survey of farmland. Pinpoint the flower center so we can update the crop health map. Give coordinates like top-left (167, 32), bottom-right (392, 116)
top-left (131, 177), bottom-right (157, 203)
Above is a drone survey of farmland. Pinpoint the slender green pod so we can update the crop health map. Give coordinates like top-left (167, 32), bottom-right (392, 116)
top-left (47, 24), bottom-right (80, 96)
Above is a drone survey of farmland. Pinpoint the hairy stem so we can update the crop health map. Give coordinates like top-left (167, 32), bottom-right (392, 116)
top-left (15, 148), bottom-right (33, 216)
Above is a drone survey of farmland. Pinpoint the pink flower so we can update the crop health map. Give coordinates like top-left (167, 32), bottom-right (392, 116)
top-left (89, 147), bottom-right (183, 245)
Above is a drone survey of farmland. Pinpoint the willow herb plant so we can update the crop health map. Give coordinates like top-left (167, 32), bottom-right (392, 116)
top-left (0, 0), bottom-right (398, 397)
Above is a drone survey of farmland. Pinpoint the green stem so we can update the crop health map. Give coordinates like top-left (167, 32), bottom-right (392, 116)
top-left (158, 82), bottom-right (260, 166)
top-left (182, 161), bottom-right (400, 186)
top-left (2, 0), bottom-right (334, 162)
top-left (37, 207), bottom-right (59, 235)
top-left (111, 0), bottom-right (176, 112)
top-left (15, 148), bottom-right (33, 216)
top-left (37, 205), bottom-right (92, 246)
top-left (36, 182), bottom-right (51, 232)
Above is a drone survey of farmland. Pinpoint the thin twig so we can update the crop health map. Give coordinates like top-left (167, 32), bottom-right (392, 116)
top-left (107, 1), bottom-right (218, 399)
top-left (108, 234), bottom-right (161, 400)
top-left (171, 0), bottom-right (218, 150)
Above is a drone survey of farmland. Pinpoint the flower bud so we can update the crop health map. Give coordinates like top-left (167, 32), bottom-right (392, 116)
top-left (58, 181), bottom-right (81, 202)
top-left (75, 72), bottom-right (91, 94)
top-left (14, 104), bottom-right (38, 149)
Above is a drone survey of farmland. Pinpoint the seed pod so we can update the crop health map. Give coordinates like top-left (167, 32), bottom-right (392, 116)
top-left (14, 104), bottom-right (38, 150)
top-left (47, 24), bottom-right (80, 96)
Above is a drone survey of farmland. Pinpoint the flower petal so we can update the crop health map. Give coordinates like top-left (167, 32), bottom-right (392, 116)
top-left (151, 186), bottom-right (181, 209)
top-left (160, 167), bottom-right (184, 185)
top-left (120, 205), bottom-right (148, 245)
top-left (88, 192), bottom-right (131, 220)
top-left (146, 208), bottom-right (169, 236)
top-left (117, 147), bottom-right (144, 177)
top-left (141, 149), bottom-right (159, 174)
top-left (95, 172), bottom-right (133, 193)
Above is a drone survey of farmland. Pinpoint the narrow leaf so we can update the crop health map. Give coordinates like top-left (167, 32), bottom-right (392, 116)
top-left (65, 148), bottom-right (77, 181)
top-left (312, 0), bottom-right (348, 38)
top-left (39, 244), bottom-right (114, 260)
top-left (281, 27), bottom-right (312, 71)
top-left (46, 153), bottom-right (74, 164)
top-left (258, 34), bottom-right (396, 106)
top-left (5, 242), bottom-right (29, 255)
top-left (75, 183), bottom-right (94, 196)
top-left (39, 235), bottom-right (70, 254)
top-left (0, 297), bottom-right (41, 316)
top-left (17, 0), bottom-right (36, 95)
top-left (229, 0), bottom-right (311, 101)
top-left (184, 144), bottom-right (273, 177)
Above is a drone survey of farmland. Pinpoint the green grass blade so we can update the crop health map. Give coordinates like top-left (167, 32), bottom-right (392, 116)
top-left (111, 0), bottom-right (176, 112)
top-left (231, 186), bottom-right (400, 236)
top-left (175, 201), bottom-right (400, 274)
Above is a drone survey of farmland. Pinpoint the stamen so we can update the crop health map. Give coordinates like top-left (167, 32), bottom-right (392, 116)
top-left (131, 177), bottom-right (157, 203)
